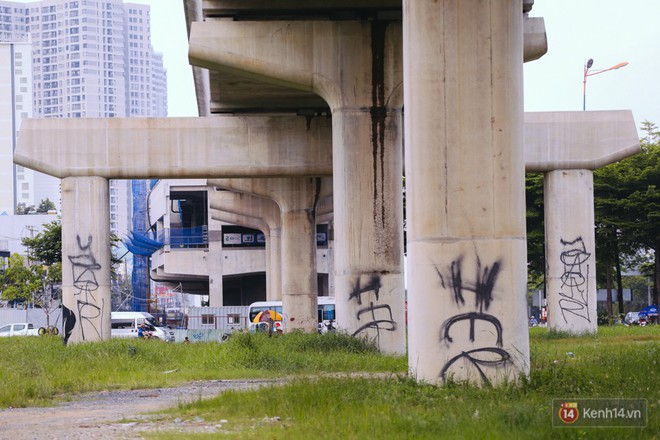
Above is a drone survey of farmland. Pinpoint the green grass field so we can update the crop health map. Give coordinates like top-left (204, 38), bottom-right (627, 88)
top-left (0, 326), bottom-right (657, 439)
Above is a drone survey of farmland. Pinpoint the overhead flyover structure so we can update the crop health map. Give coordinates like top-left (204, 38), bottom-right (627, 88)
top-left (525, 110), bottom-right (640, 335)
top-left (15, 0), bottom-right (550, 377)
top-left (20, 0), bottom-right (639, 386)
top-left (186, 0), bottom-right (408, 353)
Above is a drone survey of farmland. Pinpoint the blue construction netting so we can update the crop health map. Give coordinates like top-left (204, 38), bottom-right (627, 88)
top-left (131, 179), bottom-right (153, 312)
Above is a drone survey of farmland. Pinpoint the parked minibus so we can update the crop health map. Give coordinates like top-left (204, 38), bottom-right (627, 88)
top-left (111, 311), bottom-right (174, 342)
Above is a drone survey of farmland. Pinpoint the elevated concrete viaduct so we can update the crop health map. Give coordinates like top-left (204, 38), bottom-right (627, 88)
top-left (14, 0), bottom-right (641, 385)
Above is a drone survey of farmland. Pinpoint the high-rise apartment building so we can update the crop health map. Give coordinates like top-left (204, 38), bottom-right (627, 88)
top-left (0, 0), bottom-right (167, 236)
top-left (0, 33), bottom-right (33, 216)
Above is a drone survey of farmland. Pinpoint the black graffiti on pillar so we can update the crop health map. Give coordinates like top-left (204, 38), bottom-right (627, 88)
top-left (435, 256), bottom-right (511, 386)
top-left (349, 273), bottom-right (396, 344)
top-left (439, 347), bottom-right (512, 386)
top-left (558, 237), bottom-right (591, 323)
top-left (349, 273), bottom-right (382, 305)
top-left (441, 312), bottom-right (503, 347)
top-left (68, 234), bottom-right (103, 340)
top-left (435, 255), bottom-right (501, 312)
top-left (353, 302), bottom-right (397, 336)
top-left (61, 305), bottom-right (76, 346)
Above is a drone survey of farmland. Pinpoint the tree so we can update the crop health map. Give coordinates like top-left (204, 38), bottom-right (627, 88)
top-left (525, 173), bottom-right (545, 289)
top-left (21, 219), bottom-right (124, 276)
top-left (594, 121), bottom-right (660, 309)
top-left (36, 198), bottom-right (56, 214)
top-left (0, 254), bottom-right (62, 331)
top-left (22, 220), bottom-right (62, 266)
top-left (0, 254), bottom-right (42, 304)
top-left (15, 203), bottom-right (32, 215)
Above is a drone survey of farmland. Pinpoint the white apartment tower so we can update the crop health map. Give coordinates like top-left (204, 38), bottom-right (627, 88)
top-left (0, 32), bottom-right (33, 216)
top-left (0, 0), bottom-right (167, 236)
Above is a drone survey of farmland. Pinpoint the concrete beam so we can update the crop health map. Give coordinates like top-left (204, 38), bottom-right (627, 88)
top-left (523, 16), bottom-right (547, 62)
top-left (16, 111), bottom-right (637, 180)
top-left (525, 111), bottom-right (640, 172)
top-left (14, 116), bottom-right (332, 178)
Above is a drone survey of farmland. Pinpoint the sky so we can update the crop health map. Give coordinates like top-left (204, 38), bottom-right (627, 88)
top-left (12, 0), bottom-right (660, 133)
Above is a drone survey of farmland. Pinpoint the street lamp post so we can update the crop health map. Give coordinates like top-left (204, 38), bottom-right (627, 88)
top-left (583, 58), bottom-right (629, 111)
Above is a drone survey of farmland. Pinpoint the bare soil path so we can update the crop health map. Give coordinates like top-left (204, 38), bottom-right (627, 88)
top-left (0, 379), bottom-right (278, 439)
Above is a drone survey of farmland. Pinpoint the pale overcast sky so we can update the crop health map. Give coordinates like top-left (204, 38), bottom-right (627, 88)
top-left (14, 0), bottom-right (660, 134)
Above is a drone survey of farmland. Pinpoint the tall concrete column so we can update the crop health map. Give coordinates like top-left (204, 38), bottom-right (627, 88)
top-left (61, 176), bottom-right (111, 344)
top-left (280, 208), bottom-right (318, 330)
top-left (210, 177), bottom-right (325, 332)
top-left (333, 109), bottom-right (405, 353)
top-left (544, 170), bottom-right (597, 333)
top-left (524, 110), bottom-right (641, 335)
top-left (209, 189), bottom-right (282, 301)
top-left (189, 21), bottom-right (406, 353)
top-left (207, 218), bottom-right (224, 306)
top-left (404, 0), bottom-right (529, 385)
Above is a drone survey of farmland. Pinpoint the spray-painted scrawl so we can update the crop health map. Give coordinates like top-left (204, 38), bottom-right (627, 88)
top-left (434, 255), bottom-right (512, 386)
top-left (349, 273), bottom-right (397, 346)
top-left (62, 235), bottom-right (103, 344)
top-left (557, 237), bottom-right (591, 323)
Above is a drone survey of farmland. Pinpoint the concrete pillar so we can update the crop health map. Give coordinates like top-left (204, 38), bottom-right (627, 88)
top-left (544, 170), bottom-right (597, 333)
top-left (61, 176), bottom-right (111, 344)
top-left (189, 21), bottom-right (406, 354)
top-left (524, 110), bottom-right (640, 335)
top-left (332, 109), bottom-right (406, 354)
top-left (210, 178), bottom-right (326, 332)
top-left (404, 0), bottom-right (529, 385)
top-left (207, 218), bottom-right (224, 306)
top-left (318, 22), bottom-right (406, 354)
top-left (209, 189), bottom-right (282, 301)
top-left (280, 207), bottom-right (317, 330)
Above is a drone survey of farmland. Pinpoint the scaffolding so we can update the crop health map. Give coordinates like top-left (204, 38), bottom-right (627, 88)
top-left (131, 179), bottom-right (150, 312)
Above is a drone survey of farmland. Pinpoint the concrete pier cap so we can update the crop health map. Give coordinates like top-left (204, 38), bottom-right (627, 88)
top-left (14, 116), bottom-right (332, 178)
top-left (525, 110), bottom-right (640, 335)
top-left (525, 110), bottom-right (640, 172)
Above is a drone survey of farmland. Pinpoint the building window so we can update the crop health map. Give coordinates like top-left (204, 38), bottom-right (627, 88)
top-left (201, 314), bottom-right (215, 326)
top-left (227, 314), bottom-right (241, 325)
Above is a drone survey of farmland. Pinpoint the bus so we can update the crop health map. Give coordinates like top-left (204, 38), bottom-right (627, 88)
top-left (110, 311), bottom-right (175, 342)
top-left (247, 296), bottom-right (336, 332)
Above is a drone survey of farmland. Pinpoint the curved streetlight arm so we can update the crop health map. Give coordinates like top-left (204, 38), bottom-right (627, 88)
top-left (585, 61), bottom-right (629, 78)
top-left (583, 60), bottom-right (629, 111)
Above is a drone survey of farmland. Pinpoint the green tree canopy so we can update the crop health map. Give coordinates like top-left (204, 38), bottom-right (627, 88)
top-left (593, 121), bottom-right (660, 305)
top-left (0, 254), bottom-right (43, 303)
top-left (21, 219), bottom-right (123, 268)
top-left (22, 220), bottom-right (62, 266)
top-left (36, 198), bottom-right (57, 214)
top-left (525, 173), bottom-right (545, 289)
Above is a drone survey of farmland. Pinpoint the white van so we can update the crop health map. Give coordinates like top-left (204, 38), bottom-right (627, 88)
top-left (111, 311), bottom-right (174, 342)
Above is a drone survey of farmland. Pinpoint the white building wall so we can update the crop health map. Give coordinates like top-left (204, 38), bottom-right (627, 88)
top-left (0, 36), bottom-right (36, 216)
